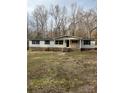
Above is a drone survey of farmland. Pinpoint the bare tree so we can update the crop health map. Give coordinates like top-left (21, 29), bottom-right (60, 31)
top-left (29, 3), bottom-right (96, 39)
top-left (69, 3), bottom-right (78, 36)
top-left (32, 9), bottom-right (40, 38)
top-left (50, 5), bottom-right (61, 37)
top-left (60, 6), bottom-right (67, 36)
top-left (83, 9), bottom-right (97, 39)
top-left (33, 5), bottom-right (48, 39)
top-left (27, 13), bottom-right (29, 39)
top-left (72, 8), bottom-right (97, 39)
top-left (49, 19), bottom-right (53, 38)
top-left (50, 5), bottom-right (68, 37)
top-left (27, 13), bottom-right (36, 39)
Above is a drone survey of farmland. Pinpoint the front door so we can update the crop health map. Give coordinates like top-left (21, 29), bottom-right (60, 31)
top-left (66, 40), bottom-right (69, 47)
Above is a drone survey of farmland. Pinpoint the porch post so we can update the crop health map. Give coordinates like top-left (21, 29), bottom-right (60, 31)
top-left (63, 39), bottom-right (66, 47)
top-left (80, 39), bottom-right (82, 48)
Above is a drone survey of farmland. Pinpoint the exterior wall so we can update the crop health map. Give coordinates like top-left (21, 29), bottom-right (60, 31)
top-left (29, 39), bottom-right (96, 49)
top-left (81, 40), bottom-right (96, 48)
top-left (40, 41), bottom-right (54, 47)
top-left (29, 41), bottom-right (41, 47)
top-left (29, 40), bottom-right (66, 48)
top-left (29, 40), bottom-right (54, 47)
top-left (53, 40), bottom-right (66, 48)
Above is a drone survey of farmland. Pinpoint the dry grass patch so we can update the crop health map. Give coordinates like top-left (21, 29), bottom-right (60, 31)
top-left (27, 50), bottom-right (97, 93)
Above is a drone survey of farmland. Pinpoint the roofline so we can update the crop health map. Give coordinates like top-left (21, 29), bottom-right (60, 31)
top-left (28, 35), bottom-right (96, 41)
top-left (54, 35), bottom-right (82, 39)
top-left (29, 38), bottom-right (54, 41)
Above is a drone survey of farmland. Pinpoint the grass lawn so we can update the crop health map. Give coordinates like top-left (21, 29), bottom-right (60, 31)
top-left (27, 50), bottom-right (97, 93)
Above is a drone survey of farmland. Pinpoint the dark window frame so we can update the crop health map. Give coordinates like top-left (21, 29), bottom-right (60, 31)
top-left (55, 40), bottom-right (63, 45)
top-left (84, 40), bottom-right (91, 45)
top-left (55, 40), bottom-right (59, 44)
top-left (59, 40), bottom-right (63, 44)
top-left (45, 40), bottom-right (50, 44)
top-left (32, 40), bottom-right (40, 44)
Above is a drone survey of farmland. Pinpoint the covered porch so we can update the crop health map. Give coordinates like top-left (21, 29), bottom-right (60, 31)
top-left (64, 39), bottom-right (81, 48)
top-left (54, 36), bottom-right (82, 49)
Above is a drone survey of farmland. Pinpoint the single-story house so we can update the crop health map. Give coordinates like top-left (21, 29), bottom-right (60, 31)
top-left (28, 36), bottom-right (96, 51)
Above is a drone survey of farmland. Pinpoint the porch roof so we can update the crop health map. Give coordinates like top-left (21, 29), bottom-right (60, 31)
top-left (29, 35), bottom-right (95, 41)
top-left (54, 35), bottom-right (82, 40)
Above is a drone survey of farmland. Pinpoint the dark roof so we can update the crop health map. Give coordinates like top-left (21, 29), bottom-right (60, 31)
top-left (29, 38), bottom-right (54, 41)
top-left (29, 35), bottom-right (95, 41)
top-left (54, 35), bottom-right (95, 40)
top-left (82, 38), bottom-right (95, 41)
top-left (54, 35), bottom-right (82, 39)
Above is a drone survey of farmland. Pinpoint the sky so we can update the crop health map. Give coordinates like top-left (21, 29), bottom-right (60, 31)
top-left (27, 0), bottom-right (96, 14)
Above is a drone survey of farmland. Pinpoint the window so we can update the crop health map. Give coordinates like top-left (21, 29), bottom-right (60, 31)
top-left (59, 40), bottom-right (63, 44)
top-left (32, 40), bottom-right (40, 44)
top-left (84, 40), bottom-right (90, 45)
top-left (55, 40), bottom-right (63, 45)
top-left (55, 40), bottom-right (59, 44)
top-left (45, 40), bottom-right (50, 44)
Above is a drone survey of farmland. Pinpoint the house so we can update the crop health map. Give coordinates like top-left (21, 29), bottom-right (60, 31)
top-left (28, 36), bottom-right (96, 51)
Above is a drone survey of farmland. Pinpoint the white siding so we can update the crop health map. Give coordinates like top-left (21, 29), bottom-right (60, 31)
top-left (40, 41), bottom-right (54, 47)
top-left (29, 40), bottom-right (53, 47)
top-left (81, 40), bottom-right (96, 48)
top-left (29, 40), bottom-right (96, 49)
top-left (29, 40), bottom-right (66, 48)
top-left (53, 40), bottom-right (66, 48)
top-left (29, 41), bottom-right (41, 47)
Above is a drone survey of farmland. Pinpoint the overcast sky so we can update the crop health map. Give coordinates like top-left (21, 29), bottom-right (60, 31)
top-left (27, 0), bottom-right (96, 14)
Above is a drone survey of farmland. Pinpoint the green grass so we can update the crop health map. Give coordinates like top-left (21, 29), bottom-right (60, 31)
top-left (27, 50), bottom-right (97, 93)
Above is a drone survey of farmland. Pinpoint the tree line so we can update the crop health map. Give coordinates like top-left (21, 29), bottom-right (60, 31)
top-left (27, 3), bottom-right (97, 40)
